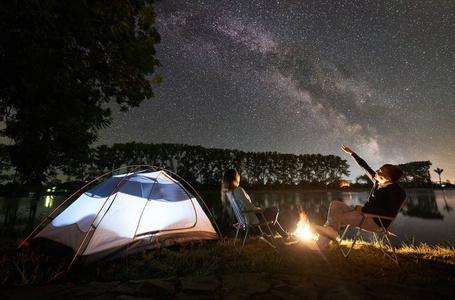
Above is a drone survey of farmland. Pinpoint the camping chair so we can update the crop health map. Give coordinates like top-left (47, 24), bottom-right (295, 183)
top-left (224, 192), bottom-right (280, 255)
top-left (338, 198), bottom-right (407, 264)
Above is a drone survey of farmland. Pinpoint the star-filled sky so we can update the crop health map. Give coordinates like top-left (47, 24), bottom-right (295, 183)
top-left (99, 0), bottom-right (455, 183)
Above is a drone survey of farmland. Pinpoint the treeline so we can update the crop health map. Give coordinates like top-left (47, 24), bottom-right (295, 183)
top-left (62, 142), bottom-right (351, 190)
top-left (398, 161), bottom-right (433, 188)
top-left (0, 142), bottom-right (439, 192)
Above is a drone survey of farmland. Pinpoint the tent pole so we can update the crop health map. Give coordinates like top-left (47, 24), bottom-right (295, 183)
top-left (18, 166), bottom-right (144, 250)
top-left (67, 165), bottom-right (145, 272)
top-left (18, 176), bottom-right (104, 250)
top-left (163, 169), bottom-right (223, 238)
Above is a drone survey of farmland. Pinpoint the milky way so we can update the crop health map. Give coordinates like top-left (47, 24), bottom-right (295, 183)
top-left (99, 0), bottom-right (455, 182)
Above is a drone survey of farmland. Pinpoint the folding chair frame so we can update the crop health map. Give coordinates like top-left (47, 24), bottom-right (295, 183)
top-left (225, 192), bottom-right (280, 255)
top-left (339, 198), bottom-right (406, 265)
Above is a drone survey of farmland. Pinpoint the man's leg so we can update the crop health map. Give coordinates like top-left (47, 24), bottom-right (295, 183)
top-left (326, 201), bottom-right (355, 229)
top-left (340, 212), bottom-right (381, 231)
top-left (316, 201), bottom-right (382, 249)
top-left (327, 201), bottom-right (381, 230)
top-left (315, 201), bottom-right (348, 242)
top-left (316, 201), bottom-right (359, 244)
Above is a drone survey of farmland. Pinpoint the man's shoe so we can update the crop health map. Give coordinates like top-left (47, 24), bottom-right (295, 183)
top-left (314, 225), bottom-right (337, 241)
top-left (282, 236), bottom-right (299, 246)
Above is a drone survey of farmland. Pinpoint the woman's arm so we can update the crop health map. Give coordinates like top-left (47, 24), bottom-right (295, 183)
top-left (233, 187), bottom-right (260, 211)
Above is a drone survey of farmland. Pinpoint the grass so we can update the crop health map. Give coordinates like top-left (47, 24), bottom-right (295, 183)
top-left (1, 236), bottom-right (454, 290)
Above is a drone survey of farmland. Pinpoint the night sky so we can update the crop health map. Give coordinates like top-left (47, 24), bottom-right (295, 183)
top-left (99, 0), bottom-right (455, 183)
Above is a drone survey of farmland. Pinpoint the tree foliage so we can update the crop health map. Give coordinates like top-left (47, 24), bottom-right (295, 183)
top-left (0, 0), bottom-right (161, 187)
top-left (398, 161), bottom-right (432, 188)
top-left (355, 174), bottom-right (369, 184)
top-left (63, 142), bottom-right (351, 190)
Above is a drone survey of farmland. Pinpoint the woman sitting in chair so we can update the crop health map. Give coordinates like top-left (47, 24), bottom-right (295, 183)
top-left (222, 168), bottom-right (297, 246)
top-left (315, 144), bottom-right (406, 250)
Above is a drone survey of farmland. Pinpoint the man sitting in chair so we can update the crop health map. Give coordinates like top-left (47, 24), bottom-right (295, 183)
top-left (315, 144), bottom-right (406, 250)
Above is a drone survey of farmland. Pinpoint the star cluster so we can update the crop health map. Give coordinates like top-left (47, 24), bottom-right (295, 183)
top-left (99, 0), bottom-right (455, 183)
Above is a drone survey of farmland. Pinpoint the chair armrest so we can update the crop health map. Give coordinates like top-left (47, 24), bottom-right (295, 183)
top-left (362, 213), bottom-right (395, 220)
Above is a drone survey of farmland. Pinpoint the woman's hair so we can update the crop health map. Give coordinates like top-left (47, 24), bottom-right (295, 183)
top-left (222, 168), bottom-right (239, 193)
top-left (380, 164), bottom-right (404, 183)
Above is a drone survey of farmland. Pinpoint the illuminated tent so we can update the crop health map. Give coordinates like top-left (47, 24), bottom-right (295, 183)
top-left (34, 169), bottom-right (218, 265)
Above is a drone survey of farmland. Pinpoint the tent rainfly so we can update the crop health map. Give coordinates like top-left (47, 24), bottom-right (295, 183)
top-left (33, 169), bottom-right (219, 266)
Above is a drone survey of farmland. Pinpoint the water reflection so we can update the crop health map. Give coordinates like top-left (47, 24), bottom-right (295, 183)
top-left (1, 189), bottom-right (454, 246)
top-left (0, 194), bottom-right (67, 240)
top-left (45, 195), bottom-right (54, 208)
top-left (1, 195), bottom-right (35, 237)
top-left (205, 189), bottom-right (455, 246)
top-left (27, 196), bottom-right (39, 230)
top-left (442, 190), bottom-right (453, 213)
top-left (402, 191), bottom-right (443, 219)
top-left (3, 197), bottom-right (19, 228)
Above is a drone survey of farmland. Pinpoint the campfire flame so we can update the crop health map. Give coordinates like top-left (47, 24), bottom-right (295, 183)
top-left (292, 211), bottom-right (313, 240)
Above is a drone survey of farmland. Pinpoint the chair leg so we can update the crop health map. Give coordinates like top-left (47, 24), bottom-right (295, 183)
top-left (239, 228), bottom-right (250, 255)
top-left (232, 227), bottom-right (253, 256)
top-left (257, 225), bottom-right (265, 236)
top-left (257, 218), bottom-right (280, 251)
top-left (338, 220), bottom-right (400, 264)
top-left (374, 232), bottom-right (399, 264)
top-left (339, 225), bottom-right (362, 258)
top-left (264, 223), bottom-right (280, 250)
top-left (339, 215), bottom-right (368, 259)
top-left (233, 228), bottom-right (243, 255)
top-left (387, 237), bottom-right (399, 265)
top-left (233, 222), bottom-right (280, 255)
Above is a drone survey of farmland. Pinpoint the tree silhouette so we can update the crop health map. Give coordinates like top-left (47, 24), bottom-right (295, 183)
top-left (71, 142), bottom-right (351, 190)
top-left (434, 168), bottom-right (444, 187)
top-left (399, 161), bottom-right (432, 188)
top-left (0, 0), bottom-right (161, 188)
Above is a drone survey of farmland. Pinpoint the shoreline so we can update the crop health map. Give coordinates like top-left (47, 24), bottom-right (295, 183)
top-left (199, 186), bottom-right (453, 194)
top-left (0, 186), bottom-right (452, 198)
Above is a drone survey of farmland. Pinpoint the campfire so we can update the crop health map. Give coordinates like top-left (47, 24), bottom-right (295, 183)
top-left (292, 211), bottom-right (314, 240)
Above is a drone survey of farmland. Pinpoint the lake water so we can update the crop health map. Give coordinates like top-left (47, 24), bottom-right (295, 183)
top-left (1, 189), bottom-right (454, 247)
